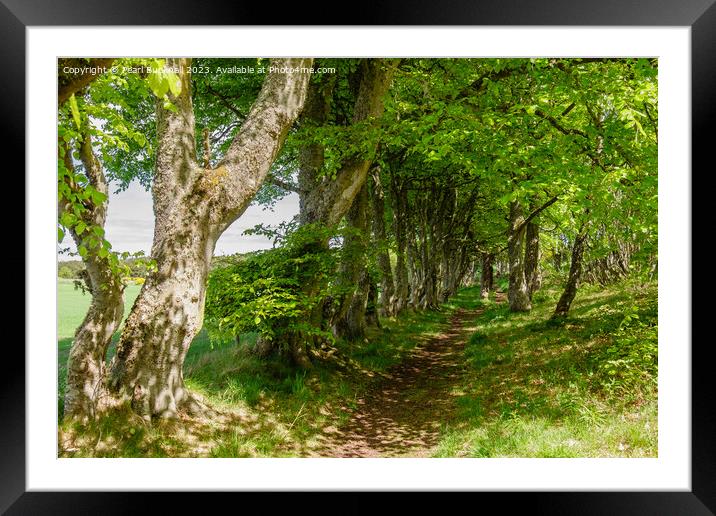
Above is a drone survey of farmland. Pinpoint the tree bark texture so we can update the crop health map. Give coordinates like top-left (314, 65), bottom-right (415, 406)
top-left (507, 201), bottom-right (532, 312)
top-left (61, 136), bottom-right (126, 420)
top-left (297, 75), bottom-right (335, 224)
top-left (334, 184), bottom-right (370, 340)
top-left (553, 224), bottom-right (589, 318)
top-left (369, 168), bottom-right (396, 317)
top-left (480, 252), bottom-right (494, 300)
top-left (108, 57), bottom-right (313, 418)
top-left (525, 217), bottom-right (541, 299)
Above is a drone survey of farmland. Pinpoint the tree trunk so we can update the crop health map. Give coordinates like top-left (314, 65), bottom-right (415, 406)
top-left (108, 58), bottom-right (312, 418)
top-left (365, 278), bottom-right (381, 328)
top-left (390, 175), bottom-right (410, 314)
top-left (553, 243), bottom-right (563, 272)
top-left (525, 217), bottom-right (541, 299)
top-left (61, 136), bottom-right (125, 421)
top-left (407, 232), bottom-right (423, 310)
top-left (480, 252), bottom-right (494, 300)
top-left (288, 59), bottom-right (398, 362)
top-left (297, 74), bottom-right (335, 224)
top-left (110, 218), bottom-right (216, 418)
top-left (300, 59), bottom-right (399, 227)
top-left (507, 201), bottom-right (532, 312)
top-left (64, 265), bottom-right (124, 420)
top-left (337, 269), bottom-right (371, 339)
top-left (553, 223), bottom-right (589, 318)
top-left (334, 184), bottom-right (369, 340)
top-left (369, 168), bottom-right (396, 317)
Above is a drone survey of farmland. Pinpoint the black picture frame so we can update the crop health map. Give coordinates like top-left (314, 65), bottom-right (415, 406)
top-left (8, 1), bottom-right (708, 513)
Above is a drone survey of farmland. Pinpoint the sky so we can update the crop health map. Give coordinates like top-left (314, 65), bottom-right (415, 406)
top-left (58, 182), bottom-right (300, 260)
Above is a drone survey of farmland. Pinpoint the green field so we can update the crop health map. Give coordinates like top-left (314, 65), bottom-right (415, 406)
top-left (57, 278), bottom-right (142, 340)
top-left (57, 279), bottom-right (232, 415)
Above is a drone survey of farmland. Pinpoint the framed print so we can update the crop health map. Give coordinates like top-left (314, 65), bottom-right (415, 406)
top-left (7, 0), bottom-right (710, 513)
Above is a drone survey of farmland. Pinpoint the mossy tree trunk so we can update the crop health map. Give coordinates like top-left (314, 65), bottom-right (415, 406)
top-left (334, 184), bottom-right (370, 340)
top-left (107, 57), bottom-right (313, 419)
top-left (369, 168), bottom-right (396, 317)
top-left (525, 216), bottom-right (541, 299)
top-left (507, 201), bottom-right (532, 312)
top-left (289, 58), bottom-right (398, 365)
top-left (553, 222), bottom-right (590, 318)
top-left (61, 135), bottom-right (126, 421)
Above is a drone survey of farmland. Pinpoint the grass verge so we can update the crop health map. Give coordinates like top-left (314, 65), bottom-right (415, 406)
top-left (432, 279), bottom-right (657, 457)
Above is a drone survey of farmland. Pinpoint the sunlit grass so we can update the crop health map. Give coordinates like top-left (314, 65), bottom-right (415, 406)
top-left (57, 276), bottom-right (657, 458)
top-left (432, 279), bottom-right (657, 457)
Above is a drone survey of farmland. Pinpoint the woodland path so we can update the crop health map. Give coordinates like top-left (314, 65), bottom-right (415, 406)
top-left (314, 296), bottom-right (503, 457)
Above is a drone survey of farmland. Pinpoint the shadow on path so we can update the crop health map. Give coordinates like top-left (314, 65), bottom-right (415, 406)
top-left (311, 305), bottom-right (487, 457)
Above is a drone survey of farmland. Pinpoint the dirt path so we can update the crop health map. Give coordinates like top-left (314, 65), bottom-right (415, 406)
top-left (314, 305), bottom-right (485, 457)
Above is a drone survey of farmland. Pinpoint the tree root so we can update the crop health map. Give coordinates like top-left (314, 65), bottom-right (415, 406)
top-left (179, 390), bottom-right (219, 420)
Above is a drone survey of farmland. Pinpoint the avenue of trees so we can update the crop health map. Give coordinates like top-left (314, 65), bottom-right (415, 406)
top-left (57, 57), bottom-right (657, 422)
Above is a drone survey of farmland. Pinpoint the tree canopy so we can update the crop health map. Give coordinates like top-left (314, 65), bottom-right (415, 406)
top-left (57, 57), bottom-right (657, 423)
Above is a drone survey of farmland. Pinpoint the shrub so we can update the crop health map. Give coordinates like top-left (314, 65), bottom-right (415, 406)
top-left (204, 224), bottom-right (347, 350)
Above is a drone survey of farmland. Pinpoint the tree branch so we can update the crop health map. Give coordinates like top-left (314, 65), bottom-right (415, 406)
top-left (643, 101), bottom-right (658, 139)
top-left (454, 63), bottom-right (529, 101)
top-left (561, 102), bottom-right (576, 117)
top-left (210, 57), bottom-right (314, 227)
top-left (205, 83), bottom-right (246, 119)
top-left (303, 59), bottom-right (399, 226)
top-left (58, 58), bottom-right (115, 105)
top-left (153, 58), bottom-right (198, 218)
top-left (534, 108), bottom-right (588, 138)
top-left (517, 195), bottom-right (560, 233)
top-left (531, 107), bottom-right (608, 172)
top-left (79, 131), bottom-right (108, 199)
top-left (266, 174), bottom-right (302, 194)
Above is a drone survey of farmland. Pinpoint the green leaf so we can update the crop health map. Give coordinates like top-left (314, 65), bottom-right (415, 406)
top-left (146, 71), bottom-right (168, 98)
top-left (133, 132), bottom-right (147, 148)
top-left (75, 221), bottom-right (87, 235)
top-left (163, 98), bottom-right (179, 113)
top-left (57, 227), bottom-right (64, 242)
top-left (69, 94), bottom-right (82, 130)
top-left (59, 211), bottom-right (76, 228)
top-left (166, 72), bottom-right (182, 97)
top-left (90, 190), bottom-right (108, 205)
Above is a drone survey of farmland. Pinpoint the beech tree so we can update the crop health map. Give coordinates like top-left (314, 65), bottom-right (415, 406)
top-left (58, 58), bottom-right (167, 420)
top-left (289, 58), bottom-right (398, 360)
top-left (60, 57), bottom-right (656, 422)
top-left (105, 58), bottom-right (313, 419)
